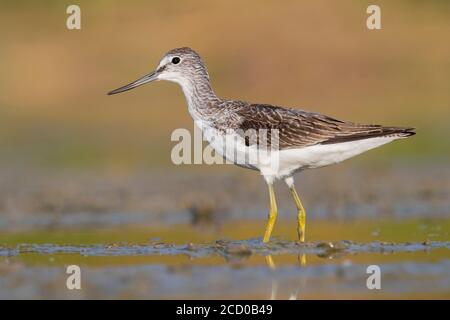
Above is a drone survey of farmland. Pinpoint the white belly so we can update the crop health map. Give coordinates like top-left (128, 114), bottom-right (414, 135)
top-left (199, 122), bottom-right (261, 170)
top-left (197, 121), bottom-right (399, 180)
top-left (275, 136), bottom-right (398, 177)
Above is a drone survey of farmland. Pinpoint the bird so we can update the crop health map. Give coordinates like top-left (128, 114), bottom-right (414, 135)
top-left (108, 47), bottom-right (415, 243)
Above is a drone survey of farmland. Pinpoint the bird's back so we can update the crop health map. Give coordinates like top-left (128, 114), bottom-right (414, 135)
top-left (216, 100), bottom-right (415, 150)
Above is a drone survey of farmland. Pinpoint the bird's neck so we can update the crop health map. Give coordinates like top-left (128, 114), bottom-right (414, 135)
top-left (178, 75), bottom-right (219, 121)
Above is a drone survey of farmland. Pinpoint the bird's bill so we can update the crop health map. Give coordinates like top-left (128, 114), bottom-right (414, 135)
top-left (107, 70), bottom-right (158, 95)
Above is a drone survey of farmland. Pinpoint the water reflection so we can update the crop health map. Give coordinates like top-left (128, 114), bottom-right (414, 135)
top-left (0, 218), bottom-right (448, 299)
top-left (266, 253), bottom-right (307, 300)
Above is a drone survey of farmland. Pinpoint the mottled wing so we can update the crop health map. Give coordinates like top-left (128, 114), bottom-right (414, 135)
top-left (234, 104), bottom-right (415, 150)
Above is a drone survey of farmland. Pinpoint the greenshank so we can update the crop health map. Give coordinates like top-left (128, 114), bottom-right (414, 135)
top-left (108, 47), bottom-right (415, 243)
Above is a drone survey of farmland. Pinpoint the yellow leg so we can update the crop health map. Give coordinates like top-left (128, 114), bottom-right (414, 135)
top-left (289, 185), bottom-right (306, 242)
top-left (263, 183), bottom-right (277, 243)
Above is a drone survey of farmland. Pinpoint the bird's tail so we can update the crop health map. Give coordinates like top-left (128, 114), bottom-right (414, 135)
top-left (322, 126), bottom-right (416, 144)
top-left (381, 126), bottom-right (416, 139)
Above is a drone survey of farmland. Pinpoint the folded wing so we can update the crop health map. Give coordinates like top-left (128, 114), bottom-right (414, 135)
top-left (234, 104), bottom-right (415, 150)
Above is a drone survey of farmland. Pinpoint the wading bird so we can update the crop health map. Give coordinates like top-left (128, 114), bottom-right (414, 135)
top-left (108, 47), bottom-right (415, 243)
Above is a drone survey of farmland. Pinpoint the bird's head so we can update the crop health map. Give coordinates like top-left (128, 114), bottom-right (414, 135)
top-left (108, 47), bottom-right (208, 95)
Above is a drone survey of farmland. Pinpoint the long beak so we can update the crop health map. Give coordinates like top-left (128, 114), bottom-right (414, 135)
top-left (107, 70), bottom-right (158, 95)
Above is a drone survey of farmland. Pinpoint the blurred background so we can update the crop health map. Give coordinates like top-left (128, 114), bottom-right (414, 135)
top-left (0, 1), bottom-right (449, 299)
top-left (1, 0), bottom-right (449, 170)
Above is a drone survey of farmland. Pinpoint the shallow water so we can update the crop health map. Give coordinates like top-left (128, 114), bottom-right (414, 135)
top-left (0, 218), bottom-right (449, 299)
top-left (0, 165), bottom-right (449, 298)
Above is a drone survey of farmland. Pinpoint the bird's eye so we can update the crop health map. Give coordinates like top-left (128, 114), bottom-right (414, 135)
top-left (172, 57), bottom-right (180, 64)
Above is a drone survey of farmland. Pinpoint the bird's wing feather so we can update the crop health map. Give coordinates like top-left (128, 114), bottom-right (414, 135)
top-left (232, 103), bottom-right (414, 150)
